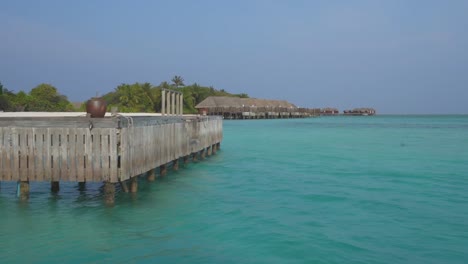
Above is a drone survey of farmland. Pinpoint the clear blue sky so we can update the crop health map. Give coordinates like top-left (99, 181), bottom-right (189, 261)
top-left (1, 0), bottom-right (467, 114)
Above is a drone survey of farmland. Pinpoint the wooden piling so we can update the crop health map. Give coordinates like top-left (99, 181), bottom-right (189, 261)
top-left (78, 182), bottom-right (86, 191)
top-left (51, 181), bottom-right (60, 193)
top-left (183, 155), bottom-right (189, 164)
top-left (200, 148), bottom-right (206, 159)
top-left (130, 177), bottom-right (138, 193)
top-left (160, 164), bottom-right (167, 176)
top-left (17, 181), bottom-right (30, 200)
top-left (206, 146), bottom-right (212, 156)
top-left (147, 169), bottom-right (156, 181)
top-left (212, 144), bottom-right (217, 154)
top-left (119, 180), bottom-right (129, 193)
top-left (173, 159), bottom-right (179, 171)
top-left (104, 182), bottom-right (115, 204)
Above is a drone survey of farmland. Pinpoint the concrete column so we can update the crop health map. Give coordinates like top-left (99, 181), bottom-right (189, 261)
top-left (175, 93), bottom-right (180, 115)
top-left (166, 92), bottom-right (171, 116)
top-left (147, 168), bottom-right (156, 181)
top-left (130, 177), bottom-right (138, 193)
top-left (104, 182), bottom-right (115, 204)
top-left (161, 89), bottom-right (166, 115)
top-left (180, 93), bottom-right (184, 115)
top-left (160, 164), bottom-right (167, 176)
top-left (171, 91), bottom-right (175, 115)
top-left (17, 181), bottom-right (30, 200)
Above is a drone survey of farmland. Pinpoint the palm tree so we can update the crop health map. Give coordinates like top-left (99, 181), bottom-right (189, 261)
top-left (171, 76), bottom-right (185, 88)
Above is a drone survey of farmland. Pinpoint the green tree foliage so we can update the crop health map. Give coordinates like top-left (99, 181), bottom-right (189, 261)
top-left (0, 82), bottom-right (10, 111)
top-left (103, 82), bottom-right (160, 112)
top-left (102, 78), bottom-right (248, 114)
top-left (0, 77), bottom-right (248, 114)
top-left (0, 82), bottom-right (74, 112)
top-left (171, 75), bottom-right (185, 88)
top-left (28, 84), bottom-right (74, 111)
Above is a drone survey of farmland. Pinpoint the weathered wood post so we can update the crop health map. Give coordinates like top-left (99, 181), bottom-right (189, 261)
top-left (130, 177), bottom-right (138, 193)
top-left (183, 155), bottom-right (189, 164)
top-left (206, 145), bottom-right (212, 156)
top-left (17, 181), bottom-right (30, 200)
top-left (212, 144), bottom-right (217, 154)
top-left (104, 182), bottom-right (115, 204)
top-left (120, 180), bottom-right (129, 193)
top-left (147, 168), bottom-right (156, 181)
top-left (160, 164), bottom-right (167, 176)
top-left (200, 148), bottom-right (206, 159)
top-left (173, 159), bottom-right (179, 171)
top-left (51, 181), bottom-right (60, 193)
top-left (78, 182), bottom-right (86, 191)
top-left (192, 152), bottom-right (198, 162)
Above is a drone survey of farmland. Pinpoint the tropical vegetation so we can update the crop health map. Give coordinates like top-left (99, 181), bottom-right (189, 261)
top-left (0, 77), bottom-right (249, 114)
top-left (0, 82), bottom-right (74, 112)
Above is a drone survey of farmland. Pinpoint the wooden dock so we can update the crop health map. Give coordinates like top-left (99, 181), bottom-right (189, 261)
top-left (0, 114), bottom-right (222, 202)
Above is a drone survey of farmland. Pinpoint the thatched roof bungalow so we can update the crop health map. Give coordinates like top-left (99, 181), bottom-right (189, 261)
top-left (320, 107), bottom-right (340, 115)
top-left (343, 107), bottom-right (376, 115)
top-left (195, 96), bottom-right (319, 119)
top-left (196, 96), bottom-right (296, 110)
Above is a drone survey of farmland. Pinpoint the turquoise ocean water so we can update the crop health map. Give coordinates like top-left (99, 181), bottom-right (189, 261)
top-left (1, 115), bottom-right (467, 263)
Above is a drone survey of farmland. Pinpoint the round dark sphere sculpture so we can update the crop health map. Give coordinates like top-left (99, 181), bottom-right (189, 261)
top-left (86, 97), bottom-right (107, 118)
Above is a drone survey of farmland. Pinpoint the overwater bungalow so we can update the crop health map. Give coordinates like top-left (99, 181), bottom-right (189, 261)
top-left (343, 108), bottom-right (376, 116)
top-left (320, 107), bottom-right (340, 116)
top-left (195, 96), bottom-right (320, 119)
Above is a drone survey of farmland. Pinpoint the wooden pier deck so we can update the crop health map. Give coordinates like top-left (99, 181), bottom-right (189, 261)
top-left (0, 113), bottom-right (222, 202)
